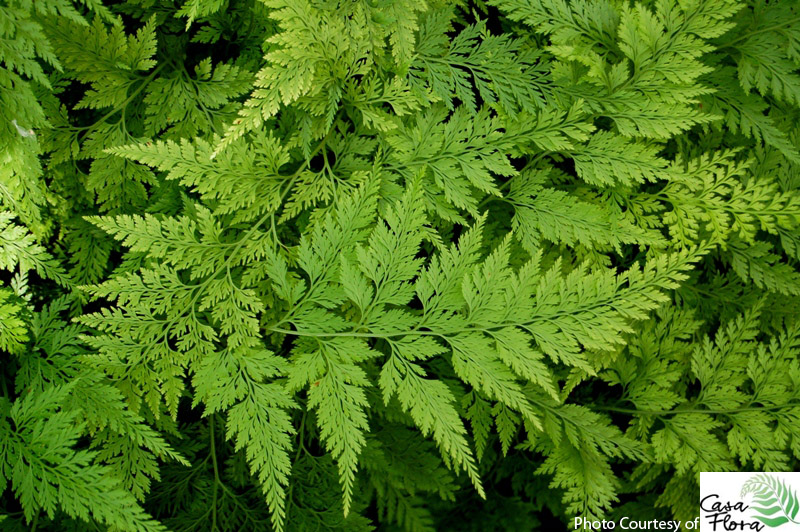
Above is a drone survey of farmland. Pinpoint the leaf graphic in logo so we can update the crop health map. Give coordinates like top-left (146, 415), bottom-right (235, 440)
top-left (741, 474), bottom-right (800, 528)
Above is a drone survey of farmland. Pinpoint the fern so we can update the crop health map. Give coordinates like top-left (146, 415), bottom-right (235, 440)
top-left (2, 0), bottom-right (800, 530)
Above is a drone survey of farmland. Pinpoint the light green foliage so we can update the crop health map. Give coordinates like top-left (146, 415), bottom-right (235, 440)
top-left (409, 9), bottom-right (546, 114)
top-left (602, 303), bottom-right (800, 522)
top-left (0, 211), bottom-right (70, 286)
top-left (1, 0), bottom-right (800, 530)
top-left (506, 168), bottom-right (663, 252)
top-left (1, 297), bottom-right (184, 530)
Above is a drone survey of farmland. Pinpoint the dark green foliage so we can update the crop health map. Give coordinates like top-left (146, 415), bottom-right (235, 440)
top-left (2, 0), bottom-right (800, 530)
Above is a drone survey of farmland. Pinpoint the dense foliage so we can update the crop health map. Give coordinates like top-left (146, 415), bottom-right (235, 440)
top-left (2, 0), bottom-right (800, 530)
